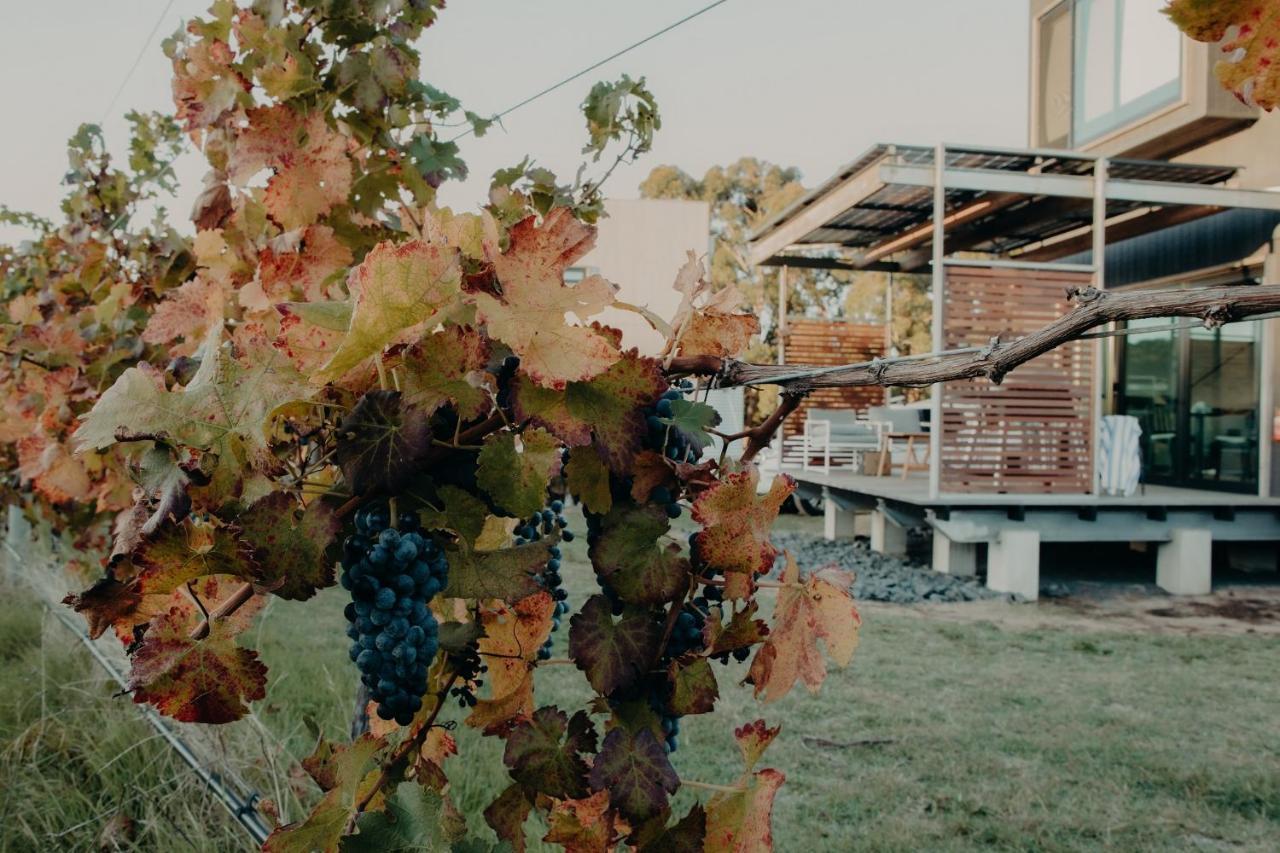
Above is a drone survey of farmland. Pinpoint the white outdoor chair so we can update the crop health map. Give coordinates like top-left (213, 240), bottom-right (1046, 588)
top-left (801, 409), bottom-right (885, 474)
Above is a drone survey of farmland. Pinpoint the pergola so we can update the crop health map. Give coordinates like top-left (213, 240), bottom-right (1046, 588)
top-left (748, 142), bottom-right (1280, 500)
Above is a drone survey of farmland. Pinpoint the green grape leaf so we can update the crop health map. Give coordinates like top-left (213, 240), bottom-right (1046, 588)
top-left (483, 783), bottom-right (533, 853)
top-left (568, 594), bottom-right (663, 696)
top-left (341, 782), bottom-right (456, 852)
top-left (239, 492), bottom-right (339, 600)
top-left (334, 390), bottom-right (433, 496)
top-left (692, 469), bottom-right (795, 596)
top-left (442, 540), bottom-right (551, 602)
top-left (502, 706), bottom-right (598, 799)
top-left (563, 445), bottom-right (612, 515)
top-left (127, 605), bottom-right (267, 724)
top-left (420, 484), bottom-right (490, 545)
top-left (587, 726), bottom-right (679, 823)
top-left (511, 350), bottom-right (666, 470)
top-left (588, 504), bottom-right (689, 605)
top-left (264, 734), bottom-right (385, 853)
top-left (387, 327), bottom-right (491, 421)
top-left (1166, 0), bottom-right (1280, 110)
top-left (476, 428), bottom-right (562, 518)
top-left (637, 804), bottom-right (707, 853)
top-left (313, 239), bottom-right (464, 384)
top-left (658, 398), bottom-right (721, 457)
top-left (133, 518), bottom-right (259, 597)
top-left (666, 657), bottom-right (718, 716)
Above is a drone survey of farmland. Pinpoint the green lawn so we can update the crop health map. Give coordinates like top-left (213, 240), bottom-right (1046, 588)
top-left (4, 510), bottom-right (1279, 851)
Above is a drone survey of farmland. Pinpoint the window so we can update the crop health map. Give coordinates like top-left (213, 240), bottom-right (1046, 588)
top-left (1073, 0), bottom-right (1181, 143)
top-left (1035, 2), bottom-right (1073, 148)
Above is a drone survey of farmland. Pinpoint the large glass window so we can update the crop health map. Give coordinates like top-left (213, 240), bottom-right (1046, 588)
top-left (1036, 3), bottom-right (1074, 148)
top-left (1073, 0), bottom-right (1182, 143)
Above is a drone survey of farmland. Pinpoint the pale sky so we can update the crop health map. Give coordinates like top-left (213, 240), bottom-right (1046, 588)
top-left (0, 0), bottom-right (1029, 238)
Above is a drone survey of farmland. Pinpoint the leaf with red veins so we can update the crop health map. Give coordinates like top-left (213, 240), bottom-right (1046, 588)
top-left (564, 445), bottom-right (612, 514)
top-left (133, 517), bottom-right (259, 597)
top-left (386, 327), bottom-right (492, 421)
top-left (667, 656), bottom-right (719, 716)
top-left (312, 238), bottom-right (464, 384)
top-left (484, 783), bottom-right (533, 853)
top-left (678, 311), bottom-right (760, 359)
top-left (476, 427), bottom-right (563, 518)
top-left (543, 790), bottom-right (618, 853)
top-left (256, 225), bottom-right (352, 303)
top-left (511, 351), bottom-right (666, 470)
top-left (568, 594), bottom-right (663, 696)
top-left (170, 38), bottom-right (250, 135)
top-left (692, 469), bottom-right (795, 596)
top-left (127, 604), bottom-right (266, 723)
top-left (1166, 0), bottom-right (1280, 109)
top-left (503, 706), bottom-right (598, 799)
top-left (747, 553), bottom-right (861, 703)
top-left (733, 719), bottom-right (782, 773)
top-left (238, 492), bottom-right (339, 600)
top-left (265, 734), bottom-right (385, 852)
top-left (475, 208), bottom-right (621, 388)
top-left (142, 274), bottom-right (226, 348)
top-left (588, 503), bottom-right (690, 606)
top-left (588, 726), bottom-right (679, 823)
top-left (703, 768), bottom-right (785, 853)
top-left (466, 594), bottom-right (555, 732)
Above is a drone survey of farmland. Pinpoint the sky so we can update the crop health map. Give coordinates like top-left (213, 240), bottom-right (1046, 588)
top-left (0, 0), bottom-right (1030, 237)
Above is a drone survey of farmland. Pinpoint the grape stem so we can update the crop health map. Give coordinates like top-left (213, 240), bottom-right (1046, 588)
top-left (344, 671), bottom-right (461, 835)
top-left (681, 779), bottom-right (743, 794)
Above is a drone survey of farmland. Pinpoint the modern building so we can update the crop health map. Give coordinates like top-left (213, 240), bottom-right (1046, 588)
top-left (748, 0), bottom-right (1280, 599)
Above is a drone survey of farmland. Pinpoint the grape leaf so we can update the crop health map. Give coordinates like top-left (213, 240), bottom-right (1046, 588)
top-left (568, 595), bottom-right (663, 695)
top-left (1166, 0), bottom-right (1280, 109)
top-left (476, 428), bottom-right (563, 518)
top-left (420, 484), bottom-right (490, 544)
top-left (484, 783), bottom-right (533, 853)
top-left (474, 208), bottom-right (621, 388)
top-left (748, 553), bottom-right (861, 702)
top-left (264, 734), bottom-right (384, 853)
top-left (703, 768), bottom-right (785, 853)
top-left (169, 37), bottom-right (250, 134)
top-left (239, 492), bottom-right (339, 600)
top-left (629, 450), bottom-right (677, 503)
top-left (141, 273), bottom-right (226, 347)
top-left (334, 390), bottom-right (432, 496)
top-left (256, 224), bottom-right (352, 303)
top-left (543, 790), bottom-right (617, 853)
top-left (503, 706), bottom-right (598, 799)
top-left (273, 308), bottom-right (347, 374)
top-left (733, 719), bottom-right (782, 773)
top-left (706, 600), bottom-right (768, 656)
top-left (133, 517), bottom-right (258, 597)
top-left (386, 326), bottom-right (491, 420)
top-left (678, 311), bottom-right (760, 359)
top-left (468, 594), bottom-right (555, 731)
top-left (692, 470), bottom-right (795, 596)
top-left (638, 804), bottom-right (706, 853)
top-left (587, 726), bottom-right (679, 823)
top-left (313, 238), bottom-right (464, 384)
top-left (127, 605), bottom-right (267, 724)
top-left (667, 657), bottom-right (718, 716)
top-left (588, 503), bottom-right (690, 605)
top-left (342, 782), bottom-right (455, 852)
top-left (62, 576), bottom-right (142, 640)
top-left (563, 445), bottom-right (612, 515)
top-left (658, 398), bottom-right (721, 458)
top-left (442, 539), bottom-right (552, 603)
top-left (511, 350), bottom-right (666, 470)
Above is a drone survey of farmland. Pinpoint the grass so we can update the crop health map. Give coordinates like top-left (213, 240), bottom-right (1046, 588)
top-left (4, 508), bottom-right (1279, 850)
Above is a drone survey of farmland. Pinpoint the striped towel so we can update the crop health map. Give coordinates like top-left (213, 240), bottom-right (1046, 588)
top-left (1099, 415), bottom-right (1143, 496)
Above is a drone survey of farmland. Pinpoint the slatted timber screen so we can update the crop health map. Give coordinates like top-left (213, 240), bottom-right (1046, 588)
top-left (781, 319), bottom-right (886, 438)
top-left (940, 267), bottom-right (1094, 494)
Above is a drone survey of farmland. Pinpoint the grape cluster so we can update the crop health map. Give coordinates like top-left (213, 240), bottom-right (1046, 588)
top-left (446, 643), bottom-right (486, 708)
top-left (517, 500), bottom-right (572, 660)
top-left (643, 382), bottom-right (700, 467)
top-left (341, 506), bottom-right (448, 726)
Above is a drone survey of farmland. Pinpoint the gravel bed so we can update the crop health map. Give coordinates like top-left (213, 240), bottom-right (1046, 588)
top-left (770, 531), bottom-right (1011, 604)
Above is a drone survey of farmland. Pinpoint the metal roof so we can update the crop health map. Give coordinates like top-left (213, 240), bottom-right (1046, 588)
top-left (748, 143), bottom-right (1276, 271)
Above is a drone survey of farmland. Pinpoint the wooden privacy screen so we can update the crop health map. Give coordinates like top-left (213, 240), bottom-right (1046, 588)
top-left (781, 319), bottom-right (886, 438)
top-left (941, 267), bottom-right (1094, 494)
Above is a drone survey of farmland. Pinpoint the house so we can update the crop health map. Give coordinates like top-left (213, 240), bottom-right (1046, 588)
top-left (747, 0), bottom-right (1280, 600)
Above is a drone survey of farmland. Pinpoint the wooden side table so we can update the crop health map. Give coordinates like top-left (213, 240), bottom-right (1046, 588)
top-left (878, 432), bottom-right (930, 479)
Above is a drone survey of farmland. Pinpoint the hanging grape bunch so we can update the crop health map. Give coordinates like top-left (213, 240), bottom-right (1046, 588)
top-left (514, 499), bottom-right (572, 660)
top-left (341, 506), bottom-right (448, 725)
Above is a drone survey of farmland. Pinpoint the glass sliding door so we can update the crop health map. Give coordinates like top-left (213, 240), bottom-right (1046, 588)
top-left (1119, 317), bottom-right (1261, 492)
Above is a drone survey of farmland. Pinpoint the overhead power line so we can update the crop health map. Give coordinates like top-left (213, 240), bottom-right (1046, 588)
top-left (100, 0), bottom-right (179, 124)
top-left (450, 0), bottom-right (732, 142)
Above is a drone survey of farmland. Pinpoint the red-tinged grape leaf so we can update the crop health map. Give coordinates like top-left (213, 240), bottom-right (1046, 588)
top-left (120, 575), bottom-right (265, 649)
top-left (133, 517), bottom-right (258, 597)
top-left (274, 307), bottom-right (347, 375)
top-left (442, 539), bottom-right (552, 603)
top-left (313, 238), bottom-right (464, 384)
top-left (476, 427), bottom-right (563, 518)
top-left (678, 311), bottom-right (760, 359)
top-left (468, 668), bottom-right (536, 735)
top-left (511, 351), bottom-right (666, 470)
top-left (239, 492), bottom-right (339, 600)
top-left (568, 594), bottom-right (663, 696)
top-left (630, 450), bottom-right (677, 503)
top-left (638, 803), bottom-right (707, 853)
top-left (543, 790), bottom-right (617, 853)
top-left (706, 600), bottom-right (768, 656)
top-left (170, 38), bottom-right (250, 134)
top-left (342, 781), bottom-right (457, 852)
top-left (233, 11), bottom-right (321, 101)
top-left (667, 657), bottom-right (719, 716)
top-left (141, 274), bottom-right (226, 347)
top-left (703, 768), bottom-right (785, 853)
top-left (733, 720), bottom-right (782, 773)
top-left (16, 434), bottom-right (95, 505)
top-left (564, 445), bottom-right (612, 515)
top-left (692, 470), bottom-right (795, 593)
top-left (62, 576), bottom-right (142, 640)
top-left (420, 484), bottom-right (490, 545)
top-left (264, 734), bottom-right (385, 853)
top-left (409, 727), bottom-right (458, 793)
top-left (466, 594), bottom-right (555, 732)
top-left (334, 389), bottom-right (432, 496)
top-left (503, 706), bottom-right (598, 799)
top-left (127, 605), bottom-right (266, 724)
top-left (587, 726), bottom-right (679, 823)
top-left (387, 326), bottom-right (492, 421)
top-left (588, 504), bottom-right (690, 606)
top-left (257, 224), bottom-right (352, 303)
top-left (1166, 0), bottom-right (1280, 109)
top-left (474, 208), bottom-right (621, 389)
top-left (484, 783), bottom-right (533, 853)
top-left (747, 554), bottom-right (861, 703)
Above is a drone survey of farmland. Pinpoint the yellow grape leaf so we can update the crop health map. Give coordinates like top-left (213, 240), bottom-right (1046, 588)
top-left (704, 768), bottom-right (785, 853)
top-left (1166, 0), bottom-right (1280, 109)
top-left (467, 593), bottom-right (556, 732)
top-left (691, 469), bottom-right (795, 599)
top-left (141, 274), bottom-right (226, 349)
top-left (256, 224), bottom-right (352, 303)
top-left (678, 311), bottom-right (760, 359)
top-left (748, 553), bottom-right (860, 702)
top-left (312, 239), bottom-right (464, 384)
